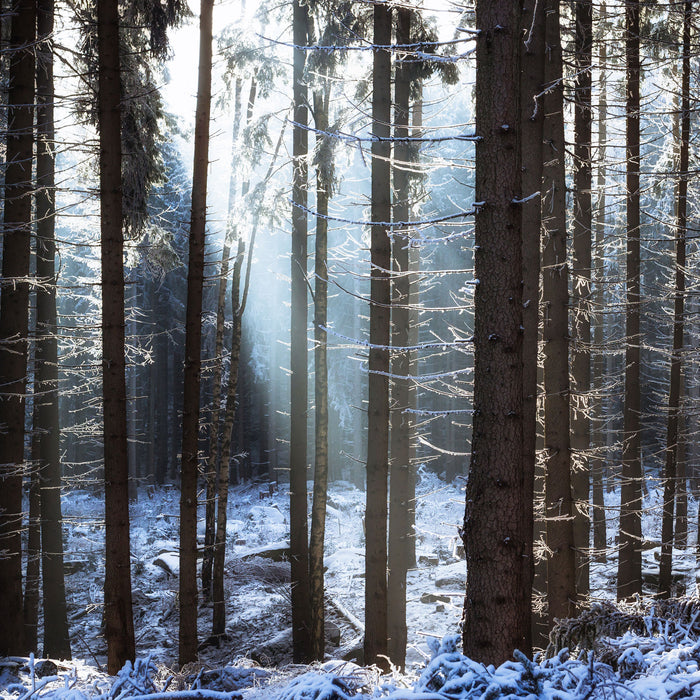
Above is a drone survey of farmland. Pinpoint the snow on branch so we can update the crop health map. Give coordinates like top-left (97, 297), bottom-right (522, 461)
top-left (289, 120), bottom-right (479, 144)
top-left (257, 34), bottom-right (478, 54)
top-left (290, 200), bottom-right (480, 228)
top-left (322, 326), bottom-right (473, 352)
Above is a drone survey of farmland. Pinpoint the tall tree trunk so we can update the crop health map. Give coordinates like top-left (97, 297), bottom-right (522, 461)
top-left (675, 409), bottom-right (687, 548)
top-left (591, 2), bottom-right (608, 564)
top-left (388, 6), bottom-right (413, 669)
top-left (0, 0), bottom-right (35, 656)
top-left (520, 0), bottom-right (544, 653)
top-left (658, 0), bottom-right (691, 599)
top-left (364, 0), bottom-right (392, 670)
top-left (155, 298), bottom-right (169, 484)
top-left (406, 93), bottom-right (421, 573)
top-left (212, 124), bottom-right (286, 632)
top-left (98, 0), bottom-right (136, 674)
top-left (571, 0), bottom-right (593, 605)
top-left (127, 282), bottom-right (138, 501)
top-left (542, 0), bottom-right (576, 625)
top-left (179, 0), bottom-right (214, 665)
top-left (462, 0), bottom-right (526, 664)
top-left (309, 82), bottom-right (331, 662)
top-left (210, 113), bottom-right (283, 635)
top-left (290, 0), bottom-right (312, 663)
top-left (202, 77), bottom-right (245, 601)
top-left (24, 446), bottom-right (40, 653)
top-left (212, 238), bottom-right (244, 638)
top-left (617, 0), bottom-right (643, 602)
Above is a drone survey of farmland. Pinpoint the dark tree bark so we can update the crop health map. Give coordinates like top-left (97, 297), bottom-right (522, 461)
top-left (462, 0), bottom-right (526, 664)
top-left (364, 0), bottom-right (392, 670)
top-left (388, 5), bottom-right (413, 669)
top-left (290, 0), bottom-right (312, 663)
top-left (520, 0), bottom-right (544, 653)
top-left (675, 411), bottom-right (688, 548)
top-left (591, 2), bottom-right (608, 564)
top-left (658, 0), bottom-right (691, 599)
top-left (542, 0), bottom-right (576, 625)
top-left (97, 0), bottom-right (136, 674)
top-left (309, 80), bottom-right (331, 662)
top-left (179, 0), bottom-right (214, 665)
top-left (571, 0), bottom-right (593, 604)
top-left (0, 0), bottom-right (36, 656)
top-left (617, 0), bottom-right (643, 602)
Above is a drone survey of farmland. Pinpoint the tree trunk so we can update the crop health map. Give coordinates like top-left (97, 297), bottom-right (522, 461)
top-left (179, 0), bottom-right (214, 665)
top-left (571, 0), bottom-right (593, 604)
top-left (520, 0), bottom-right (544, 653)
top-left (462, 0), bottom-right (526, 664)
top-left (309, 81), bottom-right (331, 662)
top-left (407, 93), bottom-right (421, 573)
top-left (290, 0), bottom-right (312, 663)
top-left (212, 238), bottom-right (244, 638)
top-left (542, 0), bottom-right (576, 625)
top-left (364, 0), bottom-right (392, 670)
top-left (0, 0), bottom-right (35, 657)
top-left (24, 447), bottom-right (40, 653)
top-left (591, 2), bottom-right (608, 564)
top-left (98, 0), bottom-right (136, 674)
top-left (675, 410), bottom-right (687, 549)
top-left (658, 0), bottom-right (691, 599)
top-left (202, 77), bottom-right (245, 601)
top-left (127, 282), bottom-right (138, 502)
top-left (388, 6), bottom-right (413, 669)
top-left (155, 286), bottom-right (171, 484)
top-left (617, 0), bottom-right (643, 602)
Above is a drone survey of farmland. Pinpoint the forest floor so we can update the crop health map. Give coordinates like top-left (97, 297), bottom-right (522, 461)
top-left (4, 471), bottom-right (700, 698)
top-left (62, 468), bottom-right (467, 670)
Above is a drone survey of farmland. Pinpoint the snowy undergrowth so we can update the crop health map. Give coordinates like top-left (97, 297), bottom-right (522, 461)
top-left (55, 470), bottom-right (468, 669)
top-left (10, 473), bottom-right (700, 698)
top-left (5, 630), bottom-right (700, 699)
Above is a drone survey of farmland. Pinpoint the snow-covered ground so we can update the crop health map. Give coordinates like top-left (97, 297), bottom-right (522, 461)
top-left (58, 468), bottom-right (467, 669)
top-left (4, 472), bottom-right (700, 698)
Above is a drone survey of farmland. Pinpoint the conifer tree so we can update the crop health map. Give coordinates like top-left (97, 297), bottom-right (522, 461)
top-left (36, 0), bottom-right (71, 658)
top-left (290, 0), bottom-right (312, 662)
top-left (180, 0), bottom-right (215, 664)
top-left (658, 0), bottom-right (692, 598)
top-left (364, 0), bottom-right (392, 669)
top-left (541, 0), bottom-right (576, 625)
top-left (0, 0), bottom-right (36, 657)
top-left (617, 0), bottom-right (643, 602)
top-left (462, 0), bottom-right (527, 664)
top-left (97, 0), bottom-right (136, 673)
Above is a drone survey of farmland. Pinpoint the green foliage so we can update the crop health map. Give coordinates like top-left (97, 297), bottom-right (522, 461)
top-left (408, 15), bottom-right (459, 92)
top-left (122, 0), bottom-right (189, 56)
